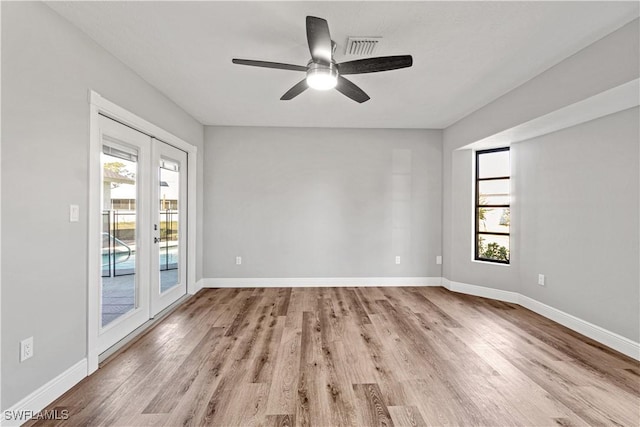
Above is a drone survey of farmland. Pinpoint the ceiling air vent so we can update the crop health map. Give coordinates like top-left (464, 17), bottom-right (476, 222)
top-left (345, 37), bottom-right (382, 56)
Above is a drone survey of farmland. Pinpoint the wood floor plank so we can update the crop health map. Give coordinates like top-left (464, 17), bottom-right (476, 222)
top-left (316, 303), bottom-right (358, 426)
top-left (387, 405), bottom-right (427, 427)
top-left (318, 294), bottom-right (345, 342)
top-left (249, 310), bottom-right (285, 384)
top-left (283, 289), bottom-right (304, 329)
top-left (224, 295), bottom-right (260, 337)
top-left (353, 383), bottom-right (394, 427)
top-left (455, 331), bottom-right (590, 426)
top-left (367, 314), bottom-right (421, 382)
top-left (276, 288), bottom-right (292, 316)
top-left (30, 287), bottom-right (639, 427)
top-left (296, 310), bottom-right (327, 426)
top-left (347, 319), bottom-right (409, 406)
top-left (265, 327), bottom-right (302, 415)
top-left (405, 288), bottom-right (461, 328)
top-left (344, 288), bottom-right (372, 325)
top-left (219, 382), bottom-right (270, 426)
top-left (333, 324), bottom-right (379, 384)
top-left (354, 287), bottom-right (386, 315)
top-left (504, 354), bottom-right (636, 426)
top-left (263, 414), bottom-right (295, 427)
top-left (159, 335), bottom-right (238, 427)
top-left (142, 327), bottom-right (226, 414)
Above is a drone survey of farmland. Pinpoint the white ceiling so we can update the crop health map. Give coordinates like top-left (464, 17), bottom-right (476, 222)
top-left (47, 1), bottom-right (638, 129)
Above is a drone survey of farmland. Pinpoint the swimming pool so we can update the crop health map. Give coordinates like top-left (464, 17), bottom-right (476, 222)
top-left (102, 246), bottom-right (179, 276)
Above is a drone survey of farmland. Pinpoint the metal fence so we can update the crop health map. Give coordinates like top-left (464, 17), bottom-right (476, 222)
top-left (102, 210), bottom-right (178, 278)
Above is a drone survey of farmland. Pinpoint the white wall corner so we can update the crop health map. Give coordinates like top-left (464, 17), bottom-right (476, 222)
top-left (193, 279), bottom-right (204, 293)
top-left (1, 359), bottom-right (87, 426)
top-left (202, 277), bottom-right (442, 288)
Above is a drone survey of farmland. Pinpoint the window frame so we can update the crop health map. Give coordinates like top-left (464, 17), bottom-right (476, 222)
top-left (475, 147), bottom-right (510, 264)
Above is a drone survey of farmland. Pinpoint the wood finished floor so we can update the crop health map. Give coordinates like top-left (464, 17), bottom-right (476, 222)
top-left (30, 287), bottom-right (639, 427)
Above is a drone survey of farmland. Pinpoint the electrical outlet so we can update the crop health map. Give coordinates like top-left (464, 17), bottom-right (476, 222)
top-left (20, 337), bottom-right (34, 362)
top-left (69, 204), bottom-right (80, 222)
top-left (538, 274), bottom-right (545, 286)
top-left (235, 256), bottom-right (242, 265)
top-left (436, 255), bottom-right (442, 265)
top-left (395, 256), bottom-right (401, 265)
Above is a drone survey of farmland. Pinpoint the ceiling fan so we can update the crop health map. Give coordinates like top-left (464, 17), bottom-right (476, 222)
top-left (232, 16), bottom-right (413, 103)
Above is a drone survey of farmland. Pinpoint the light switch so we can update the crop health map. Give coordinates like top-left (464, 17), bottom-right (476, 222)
top-left (69, 205), bottom-right (80, 222)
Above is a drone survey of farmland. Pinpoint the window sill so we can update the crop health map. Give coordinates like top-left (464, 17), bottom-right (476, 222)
top-left (472, 259), bottom-right (511, 267)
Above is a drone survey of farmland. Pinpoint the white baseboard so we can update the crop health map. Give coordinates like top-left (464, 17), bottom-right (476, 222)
top-left (518, 295), bottom-right (640, 361)
top-left (1, 359), bottom-right (87, 426)
top-left (442, 277), bottom-right (639, 361)
top-left (202, 277), bottom-right (442, 288)
top-left (442, 278), bottom-right (520, 304)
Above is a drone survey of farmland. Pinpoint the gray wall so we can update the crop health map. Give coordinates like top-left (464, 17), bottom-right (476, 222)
top-left (1, 2), bottom-right (203, 409)
top-left (515, 107), bottom-right (639, 341)
top-left (443, 108), bottom-right (639, 341)
top-left (204, 126), bottom-right (442, 279)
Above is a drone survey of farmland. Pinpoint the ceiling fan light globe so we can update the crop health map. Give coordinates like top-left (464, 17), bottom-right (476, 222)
top-left (306, 62), bottom-right (338, 90)
top-left (306, 72), bottom-right (337, 90)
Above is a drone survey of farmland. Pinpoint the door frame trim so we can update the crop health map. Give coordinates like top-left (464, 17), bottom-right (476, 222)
top-left (88, 91), bottom-right (198, 374)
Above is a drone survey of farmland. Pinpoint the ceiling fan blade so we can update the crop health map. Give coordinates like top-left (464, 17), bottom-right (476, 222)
top-left (306, 16), bottom-right (333, 64)
top-left (281, 79), bottom-right (309, 100)
top-left (338, 55), bottom-right (413, 75)
top-left (232, 59), bottom-right (307, 72)
top-left (335, 76), bottom-right (370, 103)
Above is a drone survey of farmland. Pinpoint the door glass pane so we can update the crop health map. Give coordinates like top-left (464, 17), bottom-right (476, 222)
top-left (101, 147), bottom-right (138, 327)
top-left (159, 160), bottom-right (180, 292)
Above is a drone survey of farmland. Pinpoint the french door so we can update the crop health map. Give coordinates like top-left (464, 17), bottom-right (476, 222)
top-left (98, 115), bottom-right (187, 354)
top-left (151, 139), bottom-right (187, 315)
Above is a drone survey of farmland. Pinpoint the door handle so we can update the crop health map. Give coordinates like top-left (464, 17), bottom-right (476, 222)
top-left (154, 237), bottom-right (160, 244)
